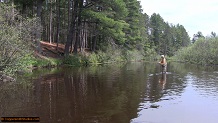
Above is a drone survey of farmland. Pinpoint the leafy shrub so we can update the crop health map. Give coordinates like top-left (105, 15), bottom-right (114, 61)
top-left (0, 4), bottom-right (42, 75)
top-left (88, 45), bottom-right (125, 64)
top-left (88, 45), bottom-right (147, 64)
top-left (63, 55), bottom-right (88, 66)
top-left (144, 48), bottom-right (159, 61)
top-left (88, 53), bottom-right (100, 64)
top-left (174, 37), bottom-right (218, 65)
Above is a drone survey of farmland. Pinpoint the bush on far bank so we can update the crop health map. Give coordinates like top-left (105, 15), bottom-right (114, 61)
top-left (173, 37), bottom-right (218, 65)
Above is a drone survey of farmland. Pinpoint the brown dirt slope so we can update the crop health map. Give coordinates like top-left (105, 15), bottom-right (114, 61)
top-left (39, 41), bottom-right (65, 59)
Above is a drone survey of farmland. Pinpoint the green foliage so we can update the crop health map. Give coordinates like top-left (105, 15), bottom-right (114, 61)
top-left (2, 54), bottom-right (61, 76)
top-left (122, 49), bottom-right (144, 62)
top-left (63, 55), bottom-right (88, 66)
top-left (33, 58), bottom-right (61, 67)
top-left (83, 9), bottom-right (128, 44)
top-left (174, 37), bottom-right (218, 65)
top-left (17, 55), bottom-right (37, 69)
top-left (211, 31), bottom-right (216, 37)
top-left (0, 0), bottom-right (194, 71)
top-left (148, 13), bottom-right (190, 56)
top-left (88, 53), bottom-right (99, 64)
top-left (0, 4), bottom-right (42, 75)
top-left (88, 46), bottom-right (124, 64)
top-left (144, 48), bottom-right (159, 61)
top-left (88, 45), bottom-right (147, 64)
top-left (2, 54), bottom-right (35, 76)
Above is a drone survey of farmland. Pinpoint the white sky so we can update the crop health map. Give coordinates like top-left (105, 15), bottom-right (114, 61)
top-left (138, 0), bottom-right (218, 37)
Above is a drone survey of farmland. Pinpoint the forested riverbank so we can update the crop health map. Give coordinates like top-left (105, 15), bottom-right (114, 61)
top-left (1, 1), bottom-right (218, 122)
top-left (1, 0), bottom-right (217, 80)
top-left (0, 0), bottom-right (191, 77)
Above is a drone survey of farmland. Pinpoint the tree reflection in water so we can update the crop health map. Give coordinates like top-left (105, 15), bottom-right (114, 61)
top-left (1, 62), bottom-right (218, 123)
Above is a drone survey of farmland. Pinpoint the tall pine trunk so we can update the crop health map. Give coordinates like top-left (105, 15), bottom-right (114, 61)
top-left (73, 0), bottom-right (83, 54)
top-left (37, 0), bottom-right (43, 17)
top-left (49, 0), bottom-right (53, 43)
top-left (64, 0), bottom-right (78, 55)
top-left (56, 0), bottom-right (60, 50)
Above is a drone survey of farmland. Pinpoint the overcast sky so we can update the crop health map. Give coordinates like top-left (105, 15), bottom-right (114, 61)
top-left (138, 0), bottom-right (218, 37)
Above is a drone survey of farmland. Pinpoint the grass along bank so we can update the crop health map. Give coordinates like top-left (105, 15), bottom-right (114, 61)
top-left (1, 45), bottom-right (156, 79)
top-left (173, 37), bottom-right (218, 65)
top-left (63, 46), bottom-right (153, 66)
top-left (1, 39), bottom-right (159, 81)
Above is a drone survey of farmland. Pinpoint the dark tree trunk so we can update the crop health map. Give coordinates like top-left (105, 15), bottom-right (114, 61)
top-left (65, 23), bottom-right (74, 55)
top-left (35, 0), bottom-right (44, 54)
top-left (73, 0), bottom-right (83, 54)
top-left (92, 35), bottom-right (96, 52)
top-left (49, 2), bottom-right (53, 43)
top-left (56, 0), bottom-right (60, 50)
top-left (68, 0), bottom-right (71, 32)
top-left (22, 4), bottom-right (27, 15)
top-left (37, 0), bottom-right (44, 17)
top-left (65, 0), bottom-right (79, 55)
top-left (73, 31), bottom-right (79, 54)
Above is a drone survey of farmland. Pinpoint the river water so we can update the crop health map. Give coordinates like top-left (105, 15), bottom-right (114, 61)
top-left (0, 62), bottom-right (218, 123)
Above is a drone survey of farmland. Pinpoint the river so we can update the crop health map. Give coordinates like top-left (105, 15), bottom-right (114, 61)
top-left (0, 62), bottom-right (218, 123)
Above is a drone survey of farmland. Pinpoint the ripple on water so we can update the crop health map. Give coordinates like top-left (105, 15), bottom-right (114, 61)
top-left (184, 71), bottom-right (218, 99)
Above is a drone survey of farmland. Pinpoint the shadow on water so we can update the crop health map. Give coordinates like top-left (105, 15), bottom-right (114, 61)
top-left (0, 63), bottom-right (146, 123)
top-left (1, 62), bottom-right (218, 123)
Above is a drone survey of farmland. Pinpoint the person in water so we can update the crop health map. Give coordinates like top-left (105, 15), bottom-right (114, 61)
top-left (159, 55), bottom-right (167, 73)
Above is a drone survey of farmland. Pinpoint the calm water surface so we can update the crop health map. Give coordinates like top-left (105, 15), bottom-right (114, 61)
top-left (1, 62), bottom-right (218, 123)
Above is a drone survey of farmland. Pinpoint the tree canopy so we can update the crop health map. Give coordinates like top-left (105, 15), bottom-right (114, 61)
top-left (0, 0), bottom-right (191, 57)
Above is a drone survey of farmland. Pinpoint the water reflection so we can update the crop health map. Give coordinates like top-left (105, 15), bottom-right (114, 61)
top-left (132, 63), bottom-right (218, 123)
top-left (0, 62), bottom-right (218, 123)
top-left (159, 73), bottom-right (166, 89)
